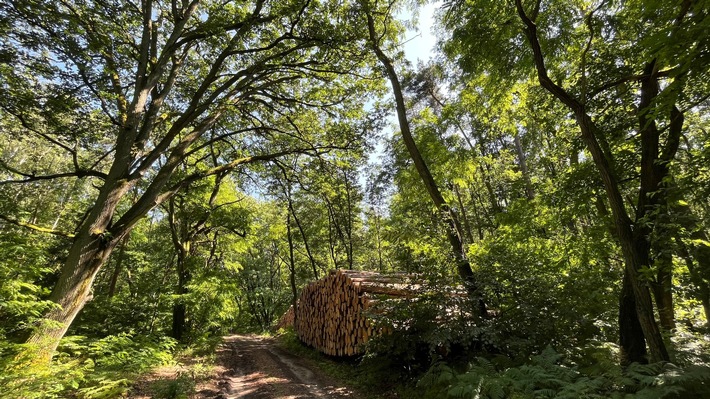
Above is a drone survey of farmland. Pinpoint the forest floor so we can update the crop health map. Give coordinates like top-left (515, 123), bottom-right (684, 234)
top-left (132, 334), bottom-right (364, 399)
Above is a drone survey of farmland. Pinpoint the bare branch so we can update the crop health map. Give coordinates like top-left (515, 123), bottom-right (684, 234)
top-left (0, 158), bottom-right (108, 185)
top-left (588, 69), bottom-right (677, 99)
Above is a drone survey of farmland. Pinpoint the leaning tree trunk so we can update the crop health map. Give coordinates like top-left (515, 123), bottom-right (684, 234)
top-left (23, 226), bottom-right (125, 365)
top-left (364, 7), bottom-right (486, 317)
top-left (16, 0), bottom-right (312, 364)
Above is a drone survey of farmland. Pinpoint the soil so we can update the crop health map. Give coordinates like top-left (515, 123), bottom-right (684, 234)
top-left (134, 334), bottom-right (363, 399)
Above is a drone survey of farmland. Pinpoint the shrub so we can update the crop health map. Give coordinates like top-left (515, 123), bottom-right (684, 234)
top-left (0, 333), bottom-right (177, 399)
top-left (417, 347), bottom-right (710, 399)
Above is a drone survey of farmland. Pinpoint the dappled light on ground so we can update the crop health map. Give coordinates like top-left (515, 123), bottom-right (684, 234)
top-left (194, 335), bottom-right (360, 398)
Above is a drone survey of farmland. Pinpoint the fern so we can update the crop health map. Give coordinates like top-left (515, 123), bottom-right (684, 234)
top-left (475, 356), bottom-right (498, 375)
top-left (418, 347), bottom-right (710, 399)
top-left (77, 378), bottom-right (130, 399)
top-left (0, 333), bottom-right (179, 399)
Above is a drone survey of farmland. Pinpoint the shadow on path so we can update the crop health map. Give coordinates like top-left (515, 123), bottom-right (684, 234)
top-left (196, 335), bottom-right (360, 399)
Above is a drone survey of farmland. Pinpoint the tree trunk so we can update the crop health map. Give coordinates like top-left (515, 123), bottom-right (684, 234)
top-left (21, 163), bottom-right (134, 363)
top-left (469, 185), bottom-right (488, 239)
top-left (172, 246), bottom-right (191, 342)
top-left (365, 8), bottom-right (486, 317)
top-left (23, 230), bottom-right (123, 364)
top-left (287, 213), bottom-right (299, 325)
top-left (676, 206), bottom-right (710, 325)
top-left (291, 204), bottom-right (319, 280)
top-left (342, 170), bottom-right (355, 270)
top-left (375, 212), bottom-right (384, 272)
top-left (514, 133), bottom-right (535, 200)
top-left (652, 249), bottom-right (675, 332)
top-left (107, 234), bottom-right (130, 298)
top-left (325, 199), bottom-right (340, 269)
top-left (677, 235), bottom-right (710, 326)
top-left (689, 231), bottom-right (710, 325)
top-left (277, 163), bottom-right (319, 279)
top-left (514, 0), bottom-right (669, 362)
top-left (323, 195), bottom-right (350, 269)
top-left (619, 271), bottom-right (648, 365)
top-left (453, 183), bottom-right (475, 245)
top-left (479, 153), bottom-right (502, 214)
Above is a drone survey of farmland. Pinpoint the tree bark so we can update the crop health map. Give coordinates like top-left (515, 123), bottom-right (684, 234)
top-left (689, 231), bottom-right (710, 325)
top-left (342, 169), bottom-right (355, 270)
top-left (24, 226), bottom-right (125, 364)
top-left (514, 0), bottom-right (669, 363)
top-left (619, 271), bottom-right (648, 366)
top-left (171, 244), bottom-right (191, 342)
top-left (453, 183), bottom-right (476, 244)
top-left (677, 234), bottom-right (710, 326)
top-left (364, 6), bottom-right (486, 317)
top-left (107, 234), bottom-right (130, 298)
top-left (276, 162), bottom-right (319, 279)
top-left (373, 211), bottom-right (385, 272)
top-left (287, 213), bottom-right (299, 325)
top-left (652, 257), bottom-right (676, 332)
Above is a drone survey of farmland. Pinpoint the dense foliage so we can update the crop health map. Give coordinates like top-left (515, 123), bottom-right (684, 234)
top-left (1, 0), bottom-right (709, 397)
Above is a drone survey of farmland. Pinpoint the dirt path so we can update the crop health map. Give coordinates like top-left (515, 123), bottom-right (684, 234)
top-left (194, 335), bottom-right (361, 399)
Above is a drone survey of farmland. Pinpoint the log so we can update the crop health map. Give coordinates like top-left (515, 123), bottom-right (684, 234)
top-left (290, 269), bottom-right (420, 356)
top-left (274, 305), bottom-right (295, 331)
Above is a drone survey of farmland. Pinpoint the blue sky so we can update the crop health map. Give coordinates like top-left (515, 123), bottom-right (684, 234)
top-left (402, 2), bottom-right (439, 65)
top-left (359, 2), bottom-right (441, 196)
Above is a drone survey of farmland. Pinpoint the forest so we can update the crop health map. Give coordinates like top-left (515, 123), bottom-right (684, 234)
top-left (1, 0), bottom-right (709, 397)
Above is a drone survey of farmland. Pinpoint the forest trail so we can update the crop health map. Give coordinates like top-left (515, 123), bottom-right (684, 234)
top-left (194, 335), bottom-right (362, 399)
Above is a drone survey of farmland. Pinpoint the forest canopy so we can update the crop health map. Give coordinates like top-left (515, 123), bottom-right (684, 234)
top-left (1, 0), bottom-right (709, 397)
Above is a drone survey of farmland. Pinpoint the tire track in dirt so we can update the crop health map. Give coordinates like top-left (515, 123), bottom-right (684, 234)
top-left (196, 335), bottom-right (361, 399)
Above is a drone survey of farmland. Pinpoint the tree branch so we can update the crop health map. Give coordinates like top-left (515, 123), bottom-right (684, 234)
top-left (0, 214), bottom-right (75, 238)
top-left (0, 158), bottom-right (108, 185)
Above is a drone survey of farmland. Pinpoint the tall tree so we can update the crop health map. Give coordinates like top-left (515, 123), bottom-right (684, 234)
top-left (165, 167), bottom-right (243, 342)
top-left (443, 0), bottom-right (710, 363)
top-left (1, 0), bottom-right (374, 363)
top-left (361, 0), bottom-right (487, 316)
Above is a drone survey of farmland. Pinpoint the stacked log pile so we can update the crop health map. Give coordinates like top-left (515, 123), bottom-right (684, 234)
top-left (293, 269), bottom-right (419, 356)
top-left (274, 305), bottom-right (295, 331)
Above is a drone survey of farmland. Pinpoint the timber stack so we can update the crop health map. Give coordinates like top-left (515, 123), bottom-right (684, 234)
top-left (275, 304), bottom-right (295, 331)
top-left (293, 269), bottom-right (420, 356)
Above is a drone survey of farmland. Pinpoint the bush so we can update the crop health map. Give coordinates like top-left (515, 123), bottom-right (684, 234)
top-left (365, 286), bottom-right (484, 374)
top-left (417, 347), bottom-right (710, 399)
top-left (0, 333), bottom-right (177, 399)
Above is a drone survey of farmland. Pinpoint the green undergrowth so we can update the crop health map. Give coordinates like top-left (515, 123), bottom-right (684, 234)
top-left (0, 333), bottom-right (217, 399)
top-left (147, 353), bottom-right (216, 399)
top-left (277, 326), bottom-right (710, 399)
top-left (417, 347), bottom-right (710, 399)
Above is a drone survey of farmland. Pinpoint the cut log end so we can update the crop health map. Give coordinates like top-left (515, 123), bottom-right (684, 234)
top-left (288, 269), bottom-right (419, 356)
